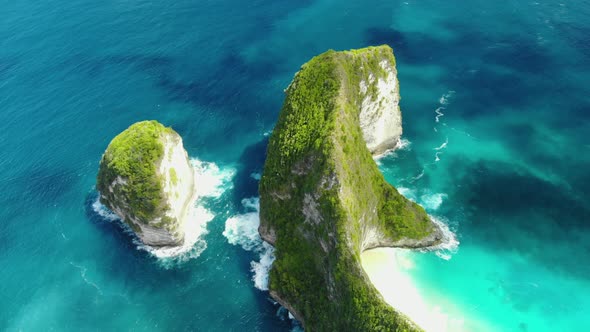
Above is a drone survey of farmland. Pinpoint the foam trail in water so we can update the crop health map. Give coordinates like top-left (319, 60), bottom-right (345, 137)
top-left (410, 169), bottom-right (425, 182)
top-left (223, 197), bottom-right (275, 291)
top-left (92, 158), bottom-right (234, 266)
top-left (439, 91), bottom-right (455, 105)
top-left (397, 187), bottom-right (417, 202)
top-left (435, 107), bottom-right (445, 123)
top-left (433, 137), bottom-right (449, 162)
top-left (435, 137), bottom-right (449, 151)
top-left (69, 262), bottom-right (103, 295)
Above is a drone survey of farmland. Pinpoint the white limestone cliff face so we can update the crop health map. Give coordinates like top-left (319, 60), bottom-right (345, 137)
top-left (359, 59), bottom-right (402, 155)
top-left (158, 134), bottom-right (195, 239)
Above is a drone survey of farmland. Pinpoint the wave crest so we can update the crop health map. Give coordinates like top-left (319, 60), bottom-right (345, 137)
top-left (223, 197), bottom-right (275, 291)
top-left (426, 216), bottom-right (460, 260)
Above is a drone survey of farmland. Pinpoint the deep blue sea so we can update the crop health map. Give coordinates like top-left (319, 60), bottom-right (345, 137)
top-left (1, 0), bottom-right (589, 331)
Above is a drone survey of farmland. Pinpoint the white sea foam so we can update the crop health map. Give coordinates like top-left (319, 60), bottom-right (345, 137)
top-left (191, 159), bottom-right (235, 199)
top-left (399, 188), bottom-right (448, 212)
top-left (92, 158), bottom-right (234, 266)
top-left (251, 241), bottom-right (276, 290)
top-left (420, 193), bottom-right (448, 211)
top-left (410, 169), bottom-right (425, 182)
top-left (397, 138), bottom-right (411, 150)
top-left (435, 107), bottom-right (445, 123)
top-left (92, 199), bottom-right (119, 222)
top-left (223, 198), bottom-right (275, 291)
top-left (433, 137), bottom-right (449, 162)
top-left (439, 91), bottom-right (455, 105)
top-left (223, 198), bottom-right (261, 251)
top-left (396, 186), bottom-right (458, 259)
top-left (425, 216), bottom-right (460, 260)
top-left (435, 137), bottom-right (449, 150)
top-left (397, 187), bottom-right (417, 201)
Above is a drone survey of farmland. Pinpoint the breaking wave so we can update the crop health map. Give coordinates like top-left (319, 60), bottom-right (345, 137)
top-left (396, 188), bottom-right (459, 259)
top-left (425, 216), bottom-right (460, 261)
top-left (223, 197), bottom-right (275, 291)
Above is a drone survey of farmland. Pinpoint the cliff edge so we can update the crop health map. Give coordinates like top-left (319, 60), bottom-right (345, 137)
top-left (97, 120), bottom-right (195, 247)
top-left (259, 46), bottom-right (442, 331)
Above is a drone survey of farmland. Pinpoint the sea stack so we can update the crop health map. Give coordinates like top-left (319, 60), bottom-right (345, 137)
top-left (259, 45), bottom-right (442, 331)
top-left (97, 120), bottom-right (195, 247)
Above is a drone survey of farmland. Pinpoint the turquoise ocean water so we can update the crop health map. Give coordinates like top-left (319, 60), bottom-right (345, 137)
top-left (1, 0), bottom-right (589, 330)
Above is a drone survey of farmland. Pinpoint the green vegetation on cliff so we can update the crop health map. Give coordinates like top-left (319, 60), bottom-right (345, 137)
top-left (259, 46), bottom-right (436, 331)
top-left (97, 120), bottom-right (174, 225)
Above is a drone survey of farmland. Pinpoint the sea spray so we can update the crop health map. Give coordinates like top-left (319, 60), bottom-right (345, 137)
top-left (223, 197), bottom-right (275, 291)
top-left (425, 216), bottom-right (460, 260)
top-left (420, 192), bottom-right (448, 211)
top-left (92, 159), bottom-right (234, 266)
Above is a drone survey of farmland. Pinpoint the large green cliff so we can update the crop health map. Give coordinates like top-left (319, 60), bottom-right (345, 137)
top-left (258, 46), bottom-right (442, 331)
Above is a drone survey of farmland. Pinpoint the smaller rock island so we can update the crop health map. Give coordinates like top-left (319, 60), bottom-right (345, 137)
top-left (97, 120), bottom-right (195, 247)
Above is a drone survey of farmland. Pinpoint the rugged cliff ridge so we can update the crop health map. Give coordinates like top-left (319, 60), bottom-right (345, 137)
top-left (259, 46), bottom-right (442, 331)
top-left (97, 120), bottom-right (195, 247)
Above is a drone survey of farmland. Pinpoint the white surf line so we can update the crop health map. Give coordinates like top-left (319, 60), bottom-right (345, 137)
top-left (223, 197), bottom-right (276, 291)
